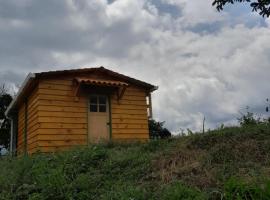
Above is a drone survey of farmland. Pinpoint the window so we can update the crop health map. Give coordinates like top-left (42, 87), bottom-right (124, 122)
top-left (89, 95), bottom-right (107, 112)
top-left (90, 96), bottom-right (98, 104)
top-left (98, 96), bottom-right (106, 112)
top-left (90, 96), bottom-right (98, 112)
top-left (90, 104), bottom-right (98, 112)
top-left (99, 96), bottom-right (106, 104)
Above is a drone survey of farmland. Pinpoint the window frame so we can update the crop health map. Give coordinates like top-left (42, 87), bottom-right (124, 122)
top-left (89, 95), bottom-right (107, 113)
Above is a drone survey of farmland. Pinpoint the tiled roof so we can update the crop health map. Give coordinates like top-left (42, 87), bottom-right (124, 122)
top-left (75, 77), bottom-right (129, 87)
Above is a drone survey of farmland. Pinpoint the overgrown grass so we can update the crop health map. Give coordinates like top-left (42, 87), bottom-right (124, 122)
top-left (1, 123), bottom-right (270, 199)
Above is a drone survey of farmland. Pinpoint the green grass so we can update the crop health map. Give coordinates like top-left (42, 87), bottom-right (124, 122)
top-left (1, 123), bottom-right (270, 199)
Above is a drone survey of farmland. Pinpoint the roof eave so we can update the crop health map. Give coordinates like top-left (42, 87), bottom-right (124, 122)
top-left (150, 86), bottom-right (159, 92)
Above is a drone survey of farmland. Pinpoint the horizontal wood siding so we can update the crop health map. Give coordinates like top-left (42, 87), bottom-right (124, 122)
top-left (17, 87), bottom-right (39, 155)
top-left (111, 86), bottom-right (149, 140)
top-left (17, 104), bottom-right (25, 154)
top-left (27, 87), bottom-right (39, 154)
top-left (17, 73), bottom-right (151, 154)
top-left (37, 78), bottom-right (88, 152)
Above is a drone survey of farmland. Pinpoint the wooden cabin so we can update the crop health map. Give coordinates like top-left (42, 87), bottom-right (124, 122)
top-left (5, 67), bottom-right (157, 155)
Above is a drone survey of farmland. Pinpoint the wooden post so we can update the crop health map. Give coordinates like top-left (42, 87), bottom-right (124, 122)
top-left (9, 118), bottom-right (13, 155)
top-left (24, 100), bottom-right (28, 155)
top-left (108, 95), bottom-right (112, 140)
top-left (202, 116), bottom-right (205, 134)
top-left (9, 114), bottom-right (18, 156)
top-left (148, 93), bottom-right (153, 119)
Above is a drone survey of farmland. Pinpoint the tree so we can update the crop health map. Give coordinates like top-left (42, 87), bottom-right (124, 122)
top-left (148, 119), bottom-right (171, 139)
top-left (0, 84), bottom-right (13, 148)
top-left (212, 0), bottom-right (270, 17)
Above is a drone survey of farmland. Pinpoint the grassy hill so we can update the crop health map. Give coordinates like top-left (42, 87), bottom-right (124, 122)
top-left (1, 123), bottom-right (270, 200)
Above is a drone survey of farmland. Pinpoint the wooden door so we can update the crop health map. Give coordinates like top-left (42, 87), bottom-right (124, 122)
top-left (88, 95), bottom-right (110, 143)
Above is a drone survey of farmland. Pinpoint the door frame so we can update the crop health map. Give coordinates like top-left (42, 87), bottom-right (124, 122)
top-left (87, 94), bottom-right (112, 144)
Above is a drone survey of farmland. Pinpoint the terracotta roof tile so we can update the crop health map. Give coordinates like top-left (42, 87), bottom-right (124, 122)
top-left (75, 77), bottom-right (129, 87)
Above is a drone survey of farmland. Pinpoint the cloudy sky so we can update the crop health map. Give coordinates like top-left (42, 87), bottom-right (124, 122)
top-left (0, 0), bottom-right (270, 133)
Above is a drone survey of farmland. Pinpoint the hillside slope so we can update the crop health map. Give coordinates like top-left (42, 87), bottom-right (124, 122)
top-left (0, 124), bottom-right (270, 199)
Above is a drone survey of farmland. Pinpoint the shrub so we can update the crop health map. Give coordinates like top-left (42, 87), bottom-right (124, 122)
top-left (149, 119), bottom-right (171, 139)
top-left (238, 111), bottom-right (258, 126)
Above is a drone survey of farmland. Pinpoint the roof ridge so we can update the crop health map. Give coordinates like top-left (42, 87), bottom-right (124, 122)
top-left (35, 66), bottom-right (157, 90)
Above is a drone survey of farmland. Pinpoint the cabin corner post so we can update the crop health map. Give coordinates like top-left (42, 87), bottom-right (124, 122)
top-left (24, 99), bottom-right (28, 155)
top-left (9, 113), bottom-right (18, 156)
top-left (148, 92), bottom-right (153, 119)
top-left (108, 95), bottom-right (112, 140)
top-left (86, 98), bottom-right (89, 146)
top-left (9, 117), bottom-right (13, 156)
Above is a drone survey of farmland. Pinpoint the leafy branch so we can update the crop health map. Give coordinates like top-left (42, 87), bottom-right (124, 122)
top-left (212, 0), bottom-right (270, 17)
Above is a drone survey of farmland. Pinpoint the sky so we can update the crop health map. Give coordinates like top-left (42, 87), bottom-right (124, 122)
top-left (0, 0), bottom-right (270, 133)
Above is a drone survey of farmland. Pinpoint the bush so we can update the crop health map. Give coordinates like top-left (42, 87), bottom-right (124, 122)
top-left (237, 107), bottom-right (270, 127)
top-left (149, 119), bottom-right (171, 139)
top-left (238, 111), bottom-right (258, 126)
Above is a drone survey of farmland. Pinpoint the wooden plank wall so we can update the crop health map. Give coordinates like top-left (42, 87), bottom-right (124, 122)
top-left (17, 103), bottom-right (25, 154)
top-left (17, 87), bottom-right (39, 155)
top-left (111, 86), bottom-right (149, 140)
top-left (37, 78), bottom-right (88, 152)
top-left (17, 74), bottom-right (150, 154)
top-left (27, 87), bottom-right (39, 154)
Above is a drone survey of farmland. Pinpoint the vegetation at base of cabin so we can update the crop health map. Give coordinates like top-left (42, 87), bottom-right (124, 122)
top-left (1, 118), bottom-right (270, 199)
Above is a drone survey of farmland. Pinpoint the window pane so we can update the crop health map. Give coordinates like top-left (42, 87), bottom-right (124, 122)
top-left (99, 96), bottom-right (107, 105)
top-left (90, 104), bottom-right (98, 112)
top-left (90, 96), bottom-right (98, 104)
top-left (99, 105), bottom-right (106, 112)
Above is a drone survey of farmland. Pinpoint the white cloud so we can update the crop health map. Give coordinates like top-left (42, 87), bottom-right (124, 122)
top-left (0, 0), bottom-right (269, 133)
top-left (179, 0), bottom-right (226, 26)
